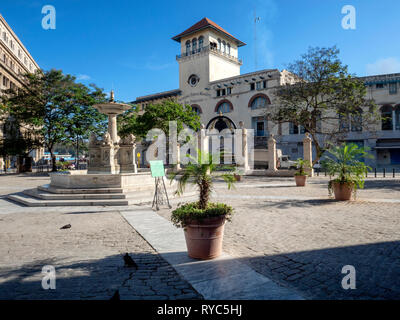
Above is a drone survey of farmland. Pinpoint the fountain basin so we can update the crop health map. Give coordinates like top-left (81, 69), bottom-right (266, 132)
top-left (49, 171), bottom-right (155, 189)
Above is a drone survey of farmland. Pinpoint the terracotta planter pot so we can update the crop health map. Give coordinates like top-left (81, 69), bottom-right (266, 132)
top-left (332, 182), bottom-right (353, 201)
top-left (295, 175), bottom-right (307, 187)
top-left (234, 174), bottom-right (242, 182)
top-left (184, 216), bottom-right (226, 260)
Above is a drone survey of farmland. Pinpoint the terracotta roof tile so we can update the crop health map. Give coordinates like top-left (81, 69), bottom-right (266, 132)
top-left (172, 17), bottom-right (245, 47)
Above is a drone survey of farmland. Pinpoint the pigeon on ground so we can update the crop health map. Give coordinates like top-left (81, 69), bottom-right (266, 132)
top-left (60, 224), bottom-right (71, 230)
top-left (110, 290), bottom-right (120, 300)
top-left (123, 253), bottom-right (138, 269)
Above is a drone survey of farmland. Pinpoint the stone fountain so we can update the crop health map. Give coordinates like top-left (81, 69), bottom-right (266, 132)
top-left (7, 91), bottom-right (184, 206)
top-left (88, 90), bottom-right (137, 174)
top-left (47, 91), bottom-right (152, 191)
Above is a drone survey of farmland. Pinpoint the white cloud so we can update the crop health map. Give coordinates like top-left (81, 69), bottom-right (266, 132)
top-left (366, 58), bottom-right (400, 76)
top-left (76, 74), bottom-right (91, 81)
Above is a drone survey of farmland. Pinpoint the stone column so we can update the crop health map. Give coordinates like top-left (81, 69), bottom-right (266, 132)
top-left (108, 114), bottom-right (118, 143)
top-left (176, 143), bottom-right (181, 171)
top-left (267, 134), bottom-right (277, 172)
top-left (198, 124), bottom-right (209, 164)
top-left (303, 133), bottom-right (314, 177)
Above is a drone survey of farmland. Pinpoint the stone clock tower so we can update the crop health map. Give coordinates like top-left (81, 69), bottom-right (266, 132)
top-left (172, 18), bottom-right (246, 93)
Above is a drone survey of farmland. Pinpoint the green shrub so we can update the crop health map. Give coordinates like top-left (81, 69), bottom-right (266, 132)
top-left (171, 202), bottom-right (233, 228)
top-left (294, 158), bottom-right (311, 176)
top-left (322, 143), bottom-right (372, 198)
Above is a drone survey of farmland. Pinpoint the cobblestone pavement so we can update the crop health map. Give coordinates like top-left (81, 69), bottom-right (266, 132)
top-left (158, 176), bottom-right (400, 299)
top-left (2, 173), bottom-right (400, 300)
top-left (0, 186), bottom-right (202, 300)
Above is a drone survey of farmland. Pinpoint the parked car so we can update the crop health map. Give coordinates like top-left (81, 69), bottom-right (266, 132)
top-left (279, 155), bottom-right (297, 169)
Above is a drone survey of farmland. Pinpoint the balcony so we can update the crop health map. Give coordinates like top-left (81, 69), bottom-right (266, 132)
top-left (176, 45), bottom-right (242, 65)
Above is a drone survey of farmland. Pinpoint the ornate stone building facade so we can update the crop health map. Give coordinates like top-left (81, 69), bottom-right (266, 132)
top-left (0, 13), bottom-right (43, 168)
top-left (133, 18), bottom-right (400, 168)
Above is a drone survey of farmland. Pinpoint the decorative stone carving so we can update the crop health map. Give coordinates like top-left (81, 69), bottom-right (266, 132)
top-left (89, 133), bottom-right (99, 147)
top-left (121, 134), bottom-right (136, 145)
top-left (102, 132), bottom-right (112, 146)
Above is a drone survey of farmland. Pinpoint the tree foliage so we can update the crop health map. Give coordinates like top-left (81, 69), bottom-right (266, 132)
top-left (0, 69), bottom-right (107, 171)
top-left (267, 46), bottom-right (379, 162)
top-left (118, 100), bottom-right (201, 139)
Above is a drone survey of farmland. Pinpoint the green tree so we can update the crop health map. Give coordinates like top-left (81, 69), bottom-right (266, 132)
top-left (119, 100), bottom-right (201, 139)
top-left (1, 69), bottom-right (107, 171)
top-left (64, 84), bottom-right (107, 167)
top-left (267, 46), bottom-right (378, 163)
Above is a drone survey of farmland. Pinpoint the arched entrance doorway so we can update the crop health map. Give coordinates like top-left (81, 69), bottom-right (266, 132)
top-left (206, 114), bottom-right (236, 164)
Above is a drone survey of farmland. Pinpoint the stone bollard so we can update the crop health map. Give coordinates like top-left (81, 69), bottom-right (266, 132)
top-left (303, 133), bottom-right (314, 177)
top-left (267, 134), bottom-right (277, 172)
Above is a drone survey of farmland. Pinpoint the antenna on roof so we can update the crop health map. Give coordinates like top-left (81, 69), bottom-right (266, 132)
top-left (254, 10), bottom-right (260, 71)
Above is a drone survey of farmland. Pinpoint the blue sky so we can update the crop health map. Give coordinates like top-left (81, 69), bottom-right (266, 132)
top-left (1, 0), bottom-right (400, 102)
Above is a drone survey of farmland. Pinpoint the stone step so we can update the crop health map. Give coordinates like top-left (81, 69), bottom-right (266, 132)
top-left (8, 188), bottom-right (198, 207)
top-left (7, 193), bottom-right (130, 207)
top-left (25, 186), bottom-right (180, 201)
top-left (38, 185), bottom-right (125, 194)
top-left (24, 189), bottom-right (127, 200)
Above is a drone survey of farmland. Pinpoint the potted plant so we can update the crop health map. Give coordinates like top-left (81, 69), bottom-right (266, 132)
top-left (323, 143), bottom-right (372, 201)
top-left (294, 158), bottom-right (311, 186)
top-left (169, 150), bottom-right (235, 260)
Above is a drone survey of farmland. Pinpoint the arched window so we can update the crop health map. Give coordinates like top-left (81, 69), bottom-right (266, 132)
top-left (215, 100), bottom-right (233, 114)
top-left (381, 105), bottom-right (393, 131)
top-left (222, 41), bottom-right (226, 53)
top-left (198, 36), bottom-right (204, 49)
top-left (351, 108), bottom-right (363, 132)
top-left (185, 40), bottom-right (191, 55)
top-left (248, 94), bottom-right (271, 110)
top-left (191, 105), bottom-right (202, 115)
top-left (250, 97), bottom-right (267, 109)
top-left (192, 38), bottom-right (197, 53)
top-left (218, 38), bottom-right (221, 51)
top-left (227, 43), bottom-right (231, 55)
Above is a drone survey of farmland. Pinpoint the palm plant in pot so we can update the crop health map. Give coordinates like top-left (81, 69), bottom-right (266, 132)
top-left (294, 158), bottom-right (311, 187)
top-left (169, 150), bottom-right (235, 260)
top-left (322, 143), bottom-right (372, 201)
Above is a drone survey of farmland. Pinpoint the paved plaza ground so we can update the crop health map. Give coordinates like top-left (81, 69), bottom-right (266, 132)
top-left (0, 173), bottom-right (399, 299)
top-left (0, 175), bottom-right (201, 300)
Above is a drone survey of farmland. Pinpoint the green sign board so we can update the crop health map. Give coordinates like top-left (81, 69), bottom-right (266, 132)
top-left (150, 160), bottom-right (165, 178)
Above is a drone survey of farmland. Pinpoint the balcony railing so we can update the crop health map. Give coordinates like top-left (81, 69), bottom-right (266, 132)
top-left (176, 45), bottom-right (242, 64)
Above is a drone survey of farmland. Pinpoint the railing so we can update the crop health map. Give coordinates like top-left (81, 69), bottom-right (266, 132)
top-left (315, 168), bottom-right (399, 178)
top-left (176, 45), bottom-right (242, 64)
